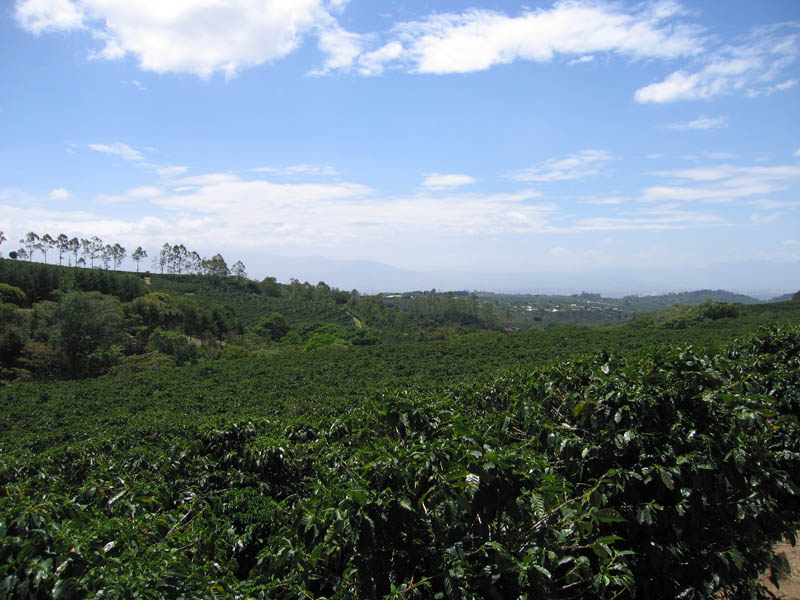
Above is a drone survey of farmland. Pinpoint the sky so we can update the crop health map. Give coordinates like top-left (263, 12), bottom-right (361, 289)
top-left (1, 0), bottom-right (799, 294)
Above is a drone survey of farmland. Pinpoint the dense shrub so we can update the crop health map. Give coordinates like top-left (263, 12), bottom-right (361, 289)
top-left (146, 328), bottom-right (200, 365)
top-left (0, 327), bottom-right (797, 598)
top-left (0, 283), bottom-right (27, 306)
top-left (253, 312), bottom-right (289, 341)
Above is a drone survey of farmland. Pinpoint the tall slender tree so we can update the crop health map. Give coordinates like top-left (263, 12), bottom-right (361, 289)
top-left (189, 251), bottom-right (202, 274)
top-left (202, 254), bottom-right (229, 277)
top-left (132, 247), bottom-right (147, 272)
top-left (232, 260), bottom-right (247, 279)
top-left (111, 243), bottom-right (126, 270)
top-left (56, 234), bottom-right (69, 266)
top-left (89, 236), bottom-right (103, 268)
top-left (20, 232), bottom-right (38, 262)
top-left (80, 238), bottom-right (92, 267)
top-left (169, 244), bottom-right (189, 274)
top-left (38, 234), bottom-right (54, 264)
top-left (101, 244), bottom-right (113, 270)
top-left (157, 243), bottom-right (170, 274)
top-left (69, 237), bottom-right (80, 267)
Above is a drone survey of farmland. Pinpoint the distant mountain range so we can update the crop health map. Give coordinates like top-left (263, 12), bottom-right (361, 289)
top-left (246, 253), bottom-right (800, 300)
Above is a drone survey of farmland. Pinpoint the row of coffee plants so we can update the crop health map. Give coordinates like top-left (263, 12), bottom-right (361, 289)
top-left (1, 326), bottom-right (798, 598)
top-left (3, 311), bottom-right (798, 448)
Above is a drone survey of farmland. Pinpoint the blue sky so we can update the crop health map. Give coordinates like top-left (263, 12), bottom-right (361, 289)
top-left (1, 0), bottom-right (799, 292)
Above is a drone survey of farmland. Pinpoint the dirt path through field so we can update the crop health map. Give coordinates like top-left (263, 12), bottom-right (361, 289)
top-left (343, 309), bottom-right (362, 329)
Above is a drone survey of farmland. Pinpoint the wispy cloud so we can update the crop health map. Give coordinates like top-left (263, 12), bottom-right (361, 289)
top-left (130, 173), bottom-right (560, 245)
top-left (665, 115), bottom-right (727, 131)
top-left (326, 1), bottom-right (703, 76)
top-left (635, 23), bottom-right (799, 103)
top-left (572, 206), bottom-right (724, 231)
top-left (703, 151), bottom-right (735, 160)
top-left (511, 150), bottom-right (611, 182)
top-left (98, 185), bottom-right (165, 204)
top-left (252, 165), bottom-right (339, 177)
top-left (579, 196), bottom-right (626, 205)
top-left (122, 79), bottom-right (147, 91)
top-left (750, 212), bottom-right (782, 224)
top-left (156, 166), bottom-right (189, 177)
top-left (421, 173), bottom-right (477, 189)
top-left (644, 164), bottom-right (800, 203)
top-left (49, 188), bottom-right (71, 200)
top-left (568, 55), bottom-right (595, 65)
top-left (88, 142), bottom-right (145, 163)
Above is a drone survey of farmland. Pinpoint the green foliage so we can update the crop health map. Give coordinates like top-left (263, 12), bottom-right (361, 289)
top-left (253, 313), bottom-right (289, 341)
top-left (417, 325), bottom-right (460, 341)
top-left (305, 330), bottom-right (349, 351)
top-left (661, 300), bottom-right (743, 329)
top-left (146, 328), bottom-right (200, 366)
top-left (0, 283), bottom-right (27, 306)
top-left (0, 329), bottom-right (24, 364)
top-left (0, 258), bottom-right (145, 303)
top-left (109, 352), bottom-right (177, 375)
top-left (260, 276), bottom-right (282, 297)
top-left (0, 327), bottom-right (798, 598)
top-left (56, 291), bottom-right (125, 378)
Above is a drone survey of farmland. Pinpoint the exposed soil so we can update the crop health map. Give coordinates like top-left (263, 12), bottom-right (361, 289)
top-left (760, 537), bottom-right (800, 599)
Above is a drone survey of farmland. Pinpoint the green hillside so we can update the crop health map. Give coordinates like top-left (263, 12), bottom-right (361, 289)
top-left (2, 258), bottom-right (800, 598)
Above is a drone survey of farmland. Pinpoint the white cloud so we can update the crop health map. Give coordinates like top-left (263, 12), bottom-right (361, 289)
top-left (15, 0), bottom-right (345, 78)
top-left (782, 239), bottom-right (799, 246)
top-left (128, 186), bottom-right (164, 199)
top-left (354, 41), bottom-right (406, 76)
top-left (795, 148), bottom-right (800, 157)
top-left (747, 198), bottom-right (800, 210)
top-left (14, 0), bottom-right (84, 34)
top-left (312, 26), bottom-right (366, 75)
top-left (122, 79), bottom-right (147, 91)
top-left (421, 173), bottom-right (477, 189)
top-left (747, 78), bottom-right (797, 98)
top-left (750, 212), bottom-right (782, 224)
top-left (512, 150), bottom-right (611, 182)
top-left (644, 164), bottom-right (800, 203)
top-left (252, 164), bottom-right (338, 176)
top-left (88, 142), bottom-right (145, 162)
top-left (98, 185), bottom-right (165, 204)
top-left (572, 209), bottom-right (723, 231)
top-left (635, 24), bottom-right (799, 102)
top-left (156, 166), bottom-right (189, 177)
top-left (16, 1), bottom-right (710, 79)
top-left (666, 115), bottom-right (727, 131)
top-left (580, 196), bottom-right (626, 205)
top-left (389, 2), bottom-right (702, 75)
top-left (655, 165), bottom-right (800, 182)
top-left (49, 188), bottom-right (71, 200)
top-left (102, 172), bottom-right (557, 245)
